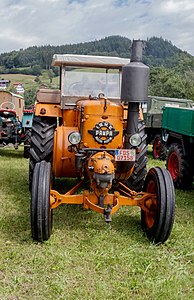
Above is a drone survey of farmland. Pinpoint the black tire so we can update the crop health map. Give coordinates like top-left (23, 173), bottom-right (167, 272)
top-left (125, 121), bottom-right (148, 191)
top-left (31, 161), bottom-right (53, 241)
top-left (152, 134), bottom-right (166, 160)
top-left (23, 128), bottom-right (31, 158)
top-left (166, 143), bottom-right (192, 189)
top-left (29, 116), bottom-right (56, 190)
top-left (141, 167), bottom-right (175, 244)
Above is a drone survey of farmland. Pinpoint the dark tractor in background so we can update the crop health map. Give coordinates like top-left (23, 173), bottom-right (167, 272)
top-left (0, 108), bottom-right (22, 148)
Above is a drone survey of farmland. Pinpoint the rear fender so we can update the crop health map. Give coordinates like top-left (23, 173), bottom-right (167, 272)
top-left (35, 103), bottom-right (62, 118)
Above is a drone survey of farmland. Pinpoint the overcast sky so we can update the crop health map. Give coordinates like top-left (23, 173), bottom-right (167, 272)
top-left (0, 0), bottom-right (194, 55)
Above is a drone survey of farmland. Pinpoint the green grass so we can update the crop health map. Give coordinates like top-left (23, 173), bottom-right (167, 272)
top-left (0, 146), bottom-right (193, 300)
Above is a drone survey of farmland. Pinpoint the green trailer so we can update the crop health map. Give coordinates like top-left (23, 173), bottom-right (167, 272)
top-left (162, 106), bottom-right (194, 189)
top-left (144, 96), bottom-right (193, 160)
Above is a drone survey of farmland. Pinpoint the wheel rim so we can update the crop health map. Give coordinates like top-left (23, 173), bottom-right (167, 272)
top-left (168, 152), bottom-right (179, 180)
top-left (144, 180), bottom-right (157, 228)
top-left (153, 137), bottom-right (161, 159)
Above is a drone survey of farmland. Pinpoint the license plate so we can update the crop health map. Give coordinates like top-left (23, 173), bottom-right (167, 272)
top-left (115, 149), bottom-right (136, 161)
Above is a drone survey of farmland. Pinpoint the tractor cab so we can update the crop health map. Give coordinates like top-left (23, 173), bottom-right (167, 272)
top-left (53, 54), bottom-right (130, 103)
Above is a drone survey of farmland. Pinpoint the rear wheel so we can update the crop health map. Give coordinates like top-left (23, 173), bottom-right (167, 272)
top-left (141, 167), bottom-right (175, 244)
top-left (31, 161), bottom-right (53, 241)
top-left (29, 116), bottom-right (56, 189)
top-left (152, 134), bottom-right (166, 160)
top-left (166, 143), bottom-right (192, 189)
top-left (125, 121), bottom-right (148, 191)
top-left (23, 128), bottom-right (31, 158)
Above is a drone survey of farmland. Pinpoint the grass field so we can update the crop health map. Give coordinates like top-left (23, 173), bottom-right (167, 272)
top-left (0, 146), bottom-right (193, 300)
top-left (0, 72), bottom-right (60, 91)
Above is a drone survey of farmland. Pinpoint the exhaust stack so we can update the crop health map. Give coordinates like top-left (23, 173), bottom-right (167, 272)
top-left (122, 40), bottom-right (149, 145)
top-left (121, 39), bottom-right (149, 103)
top-left (117, 40), bottom-right (149, 175)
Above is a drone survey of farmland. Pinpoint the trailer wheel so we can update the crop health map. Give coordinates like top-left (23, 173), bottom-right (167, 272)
top-left (31, 161), bottom-right (53, 241)
top-left (23, 128), bottom-right (31, 158)
top-left (152, 134), bottom-right (166, 160)
top-left (125, 121), bottom-right (148, 191)
top-left (166, 143), bottom-right (192, 189)
top-left (29, 116), bottom-right (56, 190)
top-left (141, 167), bottom-right (175, 244)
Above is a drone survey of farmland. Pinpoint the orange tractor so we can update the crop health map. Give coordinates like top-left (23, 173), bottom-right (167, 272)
top-left (29, 40), bottom-right (175, 243)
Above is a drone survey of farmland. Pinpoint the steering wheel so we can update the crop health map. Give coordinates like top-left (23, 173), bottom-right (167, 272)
top-left (68, 82), bottom-right (82, 95)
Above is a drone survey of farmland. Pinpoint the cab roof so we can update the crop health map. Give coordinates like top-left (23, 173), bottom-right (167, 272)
top-left (52, 54), bottom-right (130, 69)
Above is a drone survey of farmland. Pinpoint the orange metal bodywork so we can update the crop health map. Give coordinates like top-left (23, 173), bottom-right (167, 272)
top-left (52, 125), bottom-right (78, 178)
top-left (49, 97), bottom-right (127, 179)
top-left (77, 99), bottom-right (123, 148)
top-left (50, 180), bottom-right (156, 216)
top-left (87, 151), bottom-right (115, 197)
top-left (62, 109), bottom-right (77, 127)
top-left (35, 94), bottom-right (148, 217)
top-left (35, 103), bottom-right (62, 118)
top-left (88, 151), bottom-right (115, 174)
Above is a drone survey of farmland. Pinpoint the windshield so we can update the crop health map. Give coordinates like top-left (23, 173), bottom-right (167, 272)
top-left (63, 67), bottom-right (121, 98)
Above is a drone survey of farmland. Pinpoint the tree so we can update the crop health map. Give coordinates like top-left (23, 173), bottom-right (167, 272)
top-left (24, 88), bottom-right (37, 106)
top-left (48, 69), bottom-right (55, 83)
top-left (31, 65), bottom-right (42, 76)
top-left (149, 66), bottom-right (194, 100)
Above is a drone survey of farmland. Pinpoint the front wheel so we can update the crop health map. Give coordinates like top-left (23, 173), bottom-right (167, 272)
top-left (141, 167), bottom-right (175, 244)
top-left (31, 161), bottom-right (53, 241)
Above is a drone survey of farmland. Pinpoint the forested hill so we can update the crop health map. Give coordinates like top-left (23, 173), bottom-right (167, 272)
top-left (0, 35), bottom-right (194, 101)
top-left (0, 36), bottom-right (193, 72)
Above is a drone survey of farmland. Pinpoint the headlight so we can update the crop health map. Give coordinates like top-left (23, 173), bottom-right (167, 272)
top-left (129, 133), bottom-right (141, 147)
top-left (68, 131), bottom-right (81, 145)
